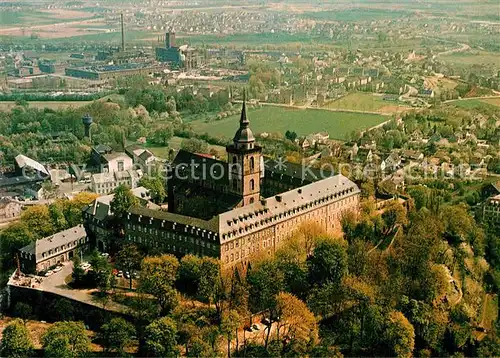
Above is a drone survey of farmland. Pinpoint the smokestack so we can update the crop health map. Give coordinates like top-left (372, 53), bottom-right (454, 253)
top-left (121, 13), bottom-right (125, 52)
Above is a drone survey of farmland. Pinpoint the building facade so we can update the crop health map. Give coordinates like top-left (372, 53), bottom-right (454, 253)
top-left (18, 225), bottom-right (89, 274)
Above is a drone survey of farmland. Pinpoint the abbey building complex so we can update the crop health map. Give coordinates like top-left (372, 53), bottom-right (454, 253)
top-left (84, 101), bottom-right (360, 267)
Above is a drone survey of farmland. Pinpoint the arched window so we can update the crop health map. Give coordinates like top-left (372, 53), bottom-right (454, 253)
top-left (250, 157), bottom-right (255, 171)
top-left (250, 197), bottom-right (254, 204)
top-left (250, 179), bottom-right (255, 191)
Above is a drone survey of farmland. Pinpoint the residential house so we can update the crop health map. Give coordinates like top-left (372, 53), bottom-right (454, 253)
top-left (381, 153), bottom-right (402, 173)
top-left (401, 150), bottom-right (424, 163)
top-left (356, 148), bottom-right (374, 163)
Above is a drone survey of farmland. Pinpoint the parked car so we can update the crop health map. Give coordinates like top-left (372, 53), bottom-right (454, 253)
top-left (101, 253), bottom-right (110, 258)
top-left (80, 263), bottom-right (91, 270)
top-left (44, 270), bottom-right (53, 277)
top-left (53, 266), bottom-right (62, 273)
top-left (117, 270), bottom-right (123, 277)
top-left (125, 272), bottom-right (131, 279)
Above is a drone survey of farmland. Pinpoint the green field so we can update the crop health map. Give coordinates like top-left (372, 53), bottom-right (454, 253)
top-left (450, 98), bottom-right (500, 110)
top-left (190, 106), bottom-right (386, 141)
top-left (147, 136), bottom-right (226, 159)
top-left (323, 92), bottom-right (409, 113)
top-left (0, 30), bottom-right (151, 44)
top-left (183, 32), bottom-right (339, 47)
top-left (0, 10), bottom-right (94, 27)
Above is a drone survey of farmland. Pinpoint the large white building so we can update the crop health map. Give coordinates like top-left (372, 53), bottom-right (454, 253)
top-left (91, 169), bottom-right (142, 195)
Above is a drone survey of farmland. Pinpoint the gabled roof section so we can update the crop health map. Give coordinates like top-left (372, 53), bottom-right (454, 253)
top-left (15, 154), bottom-right (49, 176)
top-left (218, 174), bottom-right (359, 236)
top-left (128, 205), bottom-right (219, 233)
top-left (19, 225), bottom-right (87, 263)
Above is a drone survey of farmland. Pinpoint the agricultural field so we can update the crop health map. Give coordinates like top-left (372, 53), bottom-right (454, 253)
top-left (190, 105), bottom-right (387, 141)
top-left (323, 92), bottom-right (409, 114)
top-left (438, 51), bottom-right (500, 66)
top-left (0, 9), bottom-right (96, 28)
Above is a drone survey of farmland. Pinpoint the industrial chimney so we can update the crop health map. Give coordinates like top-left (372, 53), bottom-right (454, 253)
top-left (121, 13), bottom-right (125, 52)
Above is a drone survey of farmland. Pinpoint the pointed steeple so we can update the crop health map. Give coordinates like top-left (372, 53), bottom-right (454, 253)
top-left (232, 90), bottom-right (254, 149)
top-left (240, 90), bottom-right (249, 126)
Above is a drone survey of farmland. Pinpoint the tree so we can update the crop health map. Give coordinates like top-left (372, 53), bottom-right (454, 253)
top-left (88, 251), bottom-right (114, 305)
top-left (143, 317), bottom-right (178, 357)
top-left (221, 310), bottom-right (242, 357)
top-left (285, 130), bottom-right (297, 142)
top-left (275, 292), bottom-right (318, 355)
top-left (383, 311), bottom-right (415, 358)
top-left (110, 185), bottom-right (139, 219)
top-left (152, 125), bottom-right (173, 146)
top-left (307, 238), bottom-right (348, 286)
top-left (20, 205), bottom-right (54, 238)
top-left (115, 244), bottom-right (142, 289)
top-left (181, 138), bottom-right (209, 154)
top-left (42, 321), bottom-right (91, 358)
top-left (62, 193), bottom-right (99, 227)
top-left (138, 175), bottom-right (166, 204)
top-left (48, 202), bottom-right (68, 231)
top-left (71, 254), bottom-right (85, 286)
top-left (0, 222), bottom-right (35, 269)
top-left (247, 259), bottom-right (285, 314)
top-left (48, 299), bottom-right (75, 322)
top-left (139, 255), bottom-right (180, 314)
top-left (13, 302), bottom-right (32, 322)
top-left (381, 200), bottom-right (408, 235)
top-left (100, 318), bottom-right (136, 355)
top-left (177, 254), bottom-right (202, 295)
top-left (0, 319), bottom-right (34, 358)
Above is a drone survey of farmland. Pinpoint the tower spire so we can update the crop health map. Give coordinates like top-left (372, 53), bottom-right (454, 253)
top-left (240, 90), bottom-right (248, 126)
top-left (232, 90), bottom-right (254, 148)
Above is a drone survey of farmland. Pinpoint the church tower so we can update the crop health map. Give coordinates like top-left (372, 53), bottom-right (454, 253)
top-left (226, 95), bottom-right (262, 206)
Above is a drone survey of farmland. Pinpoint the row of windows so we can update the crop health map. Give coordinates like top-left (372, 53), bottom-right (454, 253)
top-left (224, 194), bottom-right (357, 239)
top-left (126, 235), bottom-right (214, 254)
top-left (128, 221), bottom-right (217, 240)
top-left (126, 230), bottom-right (217, 250)
top-left (40, 237), bottom-right (88, 259)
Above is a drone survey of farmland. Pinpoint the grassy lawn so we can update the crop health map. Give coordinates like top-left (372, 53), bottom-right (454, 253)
top-left (190, 106), bottom-right (386, 141)
top-left (323, 92), bottom-right (409, 113)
